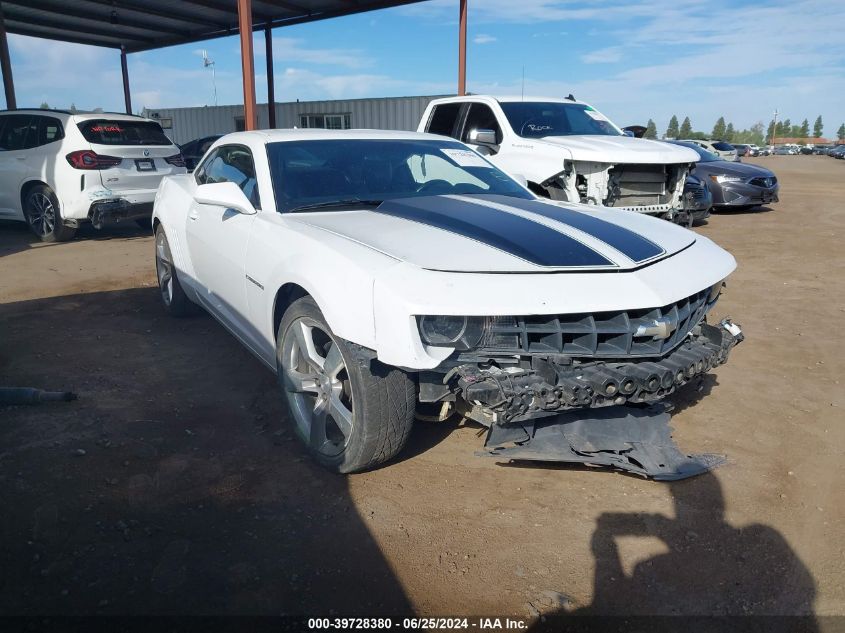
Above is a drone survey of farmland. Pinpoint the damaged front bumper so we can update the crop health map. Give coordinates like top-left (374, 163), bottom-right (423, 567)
top-left (446, 319), bottom-right (743, 480)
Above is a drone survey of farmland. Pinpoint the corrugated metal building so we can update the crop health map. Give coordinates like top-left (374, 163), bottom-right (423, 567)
top-left (142, 95), bottom-right (449, 145)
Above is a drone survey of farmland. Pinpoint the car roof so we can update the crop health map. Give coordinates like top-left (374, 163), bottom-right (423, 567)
top-left (0, 109), bottom-right (148, 122)
top-left (218, 128), bottom-right (455, 144)
top-left (429, 95), bottom-right (589, 107)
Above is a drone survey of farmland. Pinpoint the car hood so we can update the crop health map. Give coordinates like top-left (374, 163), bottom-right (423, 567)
top-left (692, 160), bottom-right (775, 179)
top-left (288, 194), bottom-right (696, 273)
top-left (533, 135), bottom-right (700, 164)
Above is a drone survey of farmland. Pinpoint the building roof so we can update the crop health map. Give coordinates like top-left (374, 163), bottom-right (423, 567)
top-left (1, 0), bottom-right (425, 53)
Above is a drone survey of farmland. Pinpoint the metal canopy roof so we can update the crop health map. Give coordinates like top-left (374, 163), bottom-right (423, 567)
top-left (1, 0), bottom-right (425, 53)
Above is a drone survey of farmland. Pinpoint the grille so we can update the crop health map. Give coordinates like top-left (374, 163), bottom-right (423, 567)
top-left (749, 176), bottom-right (777, 188)
top-left (479, 290), bottom-right (711, 358)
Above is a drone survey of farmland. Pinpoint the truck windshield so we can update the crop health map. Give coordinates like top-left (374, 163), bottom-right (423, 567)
top-left (500, 102), bottom-right (623, 138)
top-left (267, 139), bottom-right (533, 213)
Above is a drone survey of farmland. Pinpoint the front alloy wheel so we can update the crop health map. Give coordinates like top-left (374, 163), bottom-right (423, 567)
top-left (276, 296), bottom-right (416, 473)
top-left (281, 318), bottom-right (355, 458)
top-left (154, 225), bottom-right (197, 317)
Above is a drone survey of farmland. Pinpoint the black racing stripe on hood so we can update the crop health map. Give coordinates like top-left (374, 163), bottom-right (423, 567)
top-left (373, 196), bottom-right (614, 268)
top-left (478, 195), bottom-right (666, 263)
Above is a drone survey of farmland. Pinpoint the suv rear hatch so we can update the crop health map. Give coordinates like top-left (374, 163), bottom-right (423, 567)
top-left (76, 118), bottom-right (183, 192)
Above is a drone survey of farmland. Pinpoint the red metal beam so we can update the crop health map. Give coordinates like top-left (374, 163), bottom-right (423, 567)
top-left (238, 0), bottom-right (258, 130)
top-left (120, 46), bottom-right (132, 114)
top-left (0, 3), bottom-right (16, 109)
top-left (458, 0), bottom-right (467, 96)
top-left (265, 24), bottom-right (275, 128)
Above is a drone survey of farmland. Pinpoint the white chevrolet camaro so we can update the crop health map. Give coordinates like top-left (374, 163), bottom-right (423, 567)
top-left (152, 129), bottom-right (743, 476)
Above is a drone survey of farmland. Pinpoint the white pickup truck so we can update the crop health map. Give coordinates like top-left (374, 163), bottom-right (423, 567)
top-left (418, 95), bottom-right (700, 221)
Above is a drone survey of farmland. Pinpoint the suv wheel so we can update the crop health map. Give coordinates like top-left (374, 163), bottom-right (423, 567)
top-left (277, 296), bottom-right (415, 473)
top-left (23, 185), bottom-right (76, 242)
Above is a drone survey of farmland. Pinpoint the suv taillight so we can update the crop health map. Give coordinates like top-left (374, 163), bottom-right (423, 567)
top-left (164, 153), bottom-right (186, 167)
top-left (66, 150), bottom-right (122, 170)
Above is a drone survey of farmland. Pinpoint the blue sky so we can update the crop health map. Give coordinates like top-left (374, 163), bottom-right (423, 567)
top-left (4, 0), bottom-right (844, 137)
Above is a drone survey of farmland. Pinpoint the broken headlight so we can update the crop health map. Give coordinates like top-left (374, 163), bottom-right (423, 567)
top-left (418, 316), bottom-right (486, 350)
top-left (708, 280), bottom-right (725, 304)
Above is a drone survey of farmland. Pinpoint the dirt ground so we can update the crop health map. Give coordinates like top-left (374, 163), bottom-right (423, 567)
top-left (1, 156), bottom-right (843, 622)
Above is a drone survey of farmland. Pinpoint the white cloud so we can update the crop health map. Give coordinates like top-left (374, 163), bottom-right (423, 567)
top-left (473, 34), bottom-right (497, 45)
top-left (581, 47), bottom-right (622, 64)
top-left (252, 36), bottom-right (372, 69)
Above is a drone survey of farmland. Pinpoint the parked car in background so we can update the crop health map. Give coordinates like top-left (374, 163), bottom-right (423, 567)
top-left (668, 141), bottom-right (779, 210)
top-left (0, 109), bottom-right (185, 241)
top-left (773, 147), bottom-right (795, 155)
top-left (828, 145), bottom-right (845, 158)
top-left (152, 129), bottom-right (743, 477)
top-left (748, 144), bottom-right (761, 156)
top-left (799, 146), bottom-right (814, 155)
top-left (681, 139), bottom-right (739, 162)
top-left (732, 144), bottom-right (751, 157)
top-left (180, 134), bottom-right (222, 171)
top-left (418, 95), bottom-right (699, 223)
top-left (812, 145), bottom-right (833, 155)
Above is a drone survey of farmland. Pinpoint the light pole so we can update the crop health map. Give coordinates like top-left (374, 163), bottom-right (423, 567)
top-left (771, 108), bottom-right (778, 148)
top-left (202, 50), bottom-right (217, 106)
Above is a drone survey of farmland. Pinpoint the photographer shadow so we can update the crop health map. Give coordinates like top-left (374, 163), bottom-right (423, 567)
top-left (537, 473), bottom-right (818, 631)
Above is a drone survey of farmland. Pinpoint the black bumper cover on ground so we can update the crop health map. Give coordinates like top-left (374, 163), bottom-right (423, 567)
top-left (89, 201), bottom-right (153, 229)
top-left (481, 404), bottom-right (727, 481)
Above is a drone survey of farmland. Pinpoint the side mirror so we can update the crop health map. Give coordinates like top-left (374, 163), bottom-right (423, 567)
top-left (194, 182), bottom-right (256, 215)
top-left (468, 128), bottom-right (498, 147)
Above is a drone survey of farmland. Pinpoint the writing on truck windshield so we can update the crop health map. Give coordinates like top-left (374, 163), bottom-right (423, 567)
top-left (500, 102), bottom-right (623, 138)
top-left (78, 120), bottom-right (172, 146)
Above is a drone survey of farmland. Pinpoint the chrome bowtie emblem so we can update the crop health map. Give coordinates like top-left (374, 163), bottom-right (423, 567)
top-left (635, 315), bottom-right (679, 340)
top-left (143, 149), bottom-right (151, 157)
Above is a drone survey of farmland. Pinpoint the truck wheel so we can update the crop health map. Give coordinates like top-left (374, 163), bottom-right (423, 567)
top-left (23, 185), bottom-right (77, 242)
top-left (155, 225), bottom-right (198, 317)
top-left (277, 296), bottom-right (415, 473)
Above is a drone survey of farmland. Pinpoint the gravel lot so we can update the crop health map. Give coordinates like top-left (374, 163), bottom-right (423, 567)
top-left (1, 155), bottom-right (843, 620)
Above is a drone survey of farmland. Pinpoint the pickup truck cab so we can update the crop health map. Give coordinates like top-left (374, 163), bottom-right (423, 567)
top-left (418, 96), bottom-right (699, 221)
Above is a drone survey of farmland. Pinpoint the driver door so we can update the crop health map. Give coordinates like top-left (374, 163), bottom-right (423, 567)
top-left (185, 144), bottom-right (261, 339)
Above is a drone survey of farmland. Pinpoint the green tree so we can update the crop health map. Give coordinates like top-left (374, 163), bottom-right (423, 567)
top-left (644, 119), bottom-right (658, 139)
top-left (666, 115), bottom-right (680, 139)
top-left (712, 116), bottom-right (727, 139)
top-left (781, 118), bottom-right (791, 136)
top-left (69, 103), bottom-right (78, 113)
top-left (679, 116), bottom-right (693, 138)
top-left (767, 120), bottom-right (776, 143)
top-left (799, 119), bottom-right (809, 137)
top-left (39, 101), bottom-right (50, 109)
top-left (725, 122), bottom-right (735, 142)
top-left (838, 123), bottom-right (845, 141)
top-left (813, 115), bottom-right (823, 138)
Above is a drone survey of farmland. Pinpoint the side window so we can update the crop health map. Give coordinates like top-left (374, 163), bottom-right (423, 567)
top-left (426, 103), bottom-right (462, 138)
top-left (461, 103), bottom-right (502, 144)
top-left (202, 145), bottom-right (261, 209)
top-left (36, 116), bottom-right (64, 147)
top-left (0, 115), bottom-right (37, 151)
top-left (194, 148), bottom-right (218, 185)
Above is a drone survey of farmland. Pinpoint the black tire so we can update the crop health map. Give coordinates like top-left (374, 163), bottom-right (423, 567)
top-left (276, 296), bottom-right (415, 473)
top-left (22, 184), bottom-right (76, 242)
top-left (154, 225), bottom-right (199, 317)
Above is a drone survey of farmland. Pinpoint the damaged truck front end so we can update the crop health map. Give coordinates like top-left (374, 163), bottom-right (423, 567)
top-left (416, 291), bottom-right (743, 480)
top-left (537, 160), bottom-right (692, 222)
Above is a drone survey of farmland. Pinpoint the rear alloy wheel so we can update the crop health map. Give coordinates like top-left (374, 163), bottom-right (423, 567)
top-left (155, 225), bottom-right (198, 317)
top-left (23, 185), bottom-right (76, 242)
top-left (277, 296), bottom-right (415, 473)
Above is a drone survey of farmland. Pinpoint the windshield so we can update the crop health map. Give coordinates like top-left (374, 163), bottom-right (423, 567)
top-left (500, 102), bottom-right (623, 138)
top-left (266, 139), bottom-right (532, 213)
top-left (669, 141), bottom-right (720, 162)
top-left (78, 119), bottom-right (172, 146)
top-left (712, 141), bottom-right (735, 151)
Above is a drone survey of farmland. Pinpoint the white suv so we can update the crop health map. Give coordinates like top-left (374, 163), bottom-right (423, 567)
top-left (0, 109), bottom-right (186, 241)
